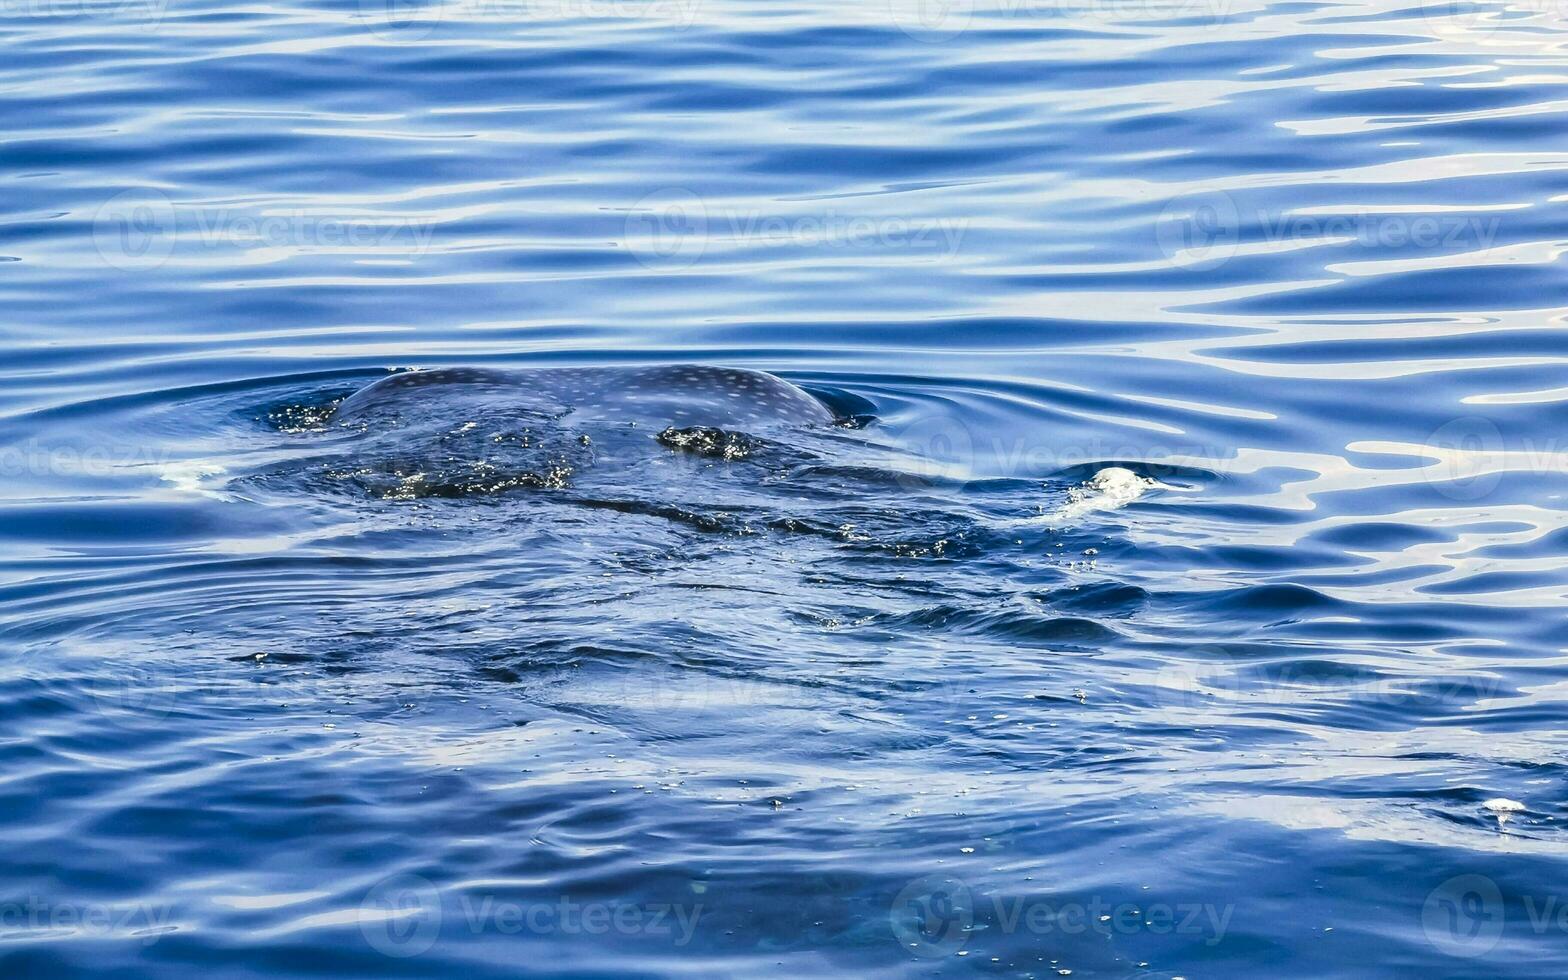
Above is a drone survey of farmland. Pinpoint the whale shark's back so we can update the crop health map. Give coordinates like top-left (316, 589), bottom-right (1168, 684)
top-left (334, 364), bottom-right (834, 429)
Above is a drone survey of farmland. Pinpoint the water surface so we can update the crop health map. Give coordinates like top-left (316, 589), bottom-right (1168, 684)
top-left (3, 0), bottom-right (1568, 974)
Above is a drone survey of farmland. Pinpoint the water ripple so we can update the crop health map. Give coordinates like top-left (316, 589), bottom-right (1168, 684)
top-left (4, 0), bottom-right (1568, 973)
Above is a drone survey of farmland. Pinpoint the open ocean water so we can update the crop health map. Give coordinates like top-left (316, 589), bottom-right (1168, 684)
top-left (3, 0), bottom-right (1568, 974)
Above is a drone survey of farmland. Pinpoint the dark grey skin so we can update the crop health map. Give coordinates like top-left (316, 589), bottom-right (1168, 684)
top-left (334, 365), bottom-right (834, 429)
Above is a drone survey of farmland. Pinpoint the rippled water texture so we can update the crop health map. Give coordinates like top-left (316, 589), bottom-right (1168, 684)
top-left (4, 0), bottom-right (1568, 974)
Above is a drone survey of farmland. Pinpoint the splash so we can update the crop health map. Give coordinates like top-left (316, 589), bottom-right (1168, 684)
top-left (1484, 798), bottom-right (1525, 830)
top-left (1054, 466), bottom-right (1160, 521)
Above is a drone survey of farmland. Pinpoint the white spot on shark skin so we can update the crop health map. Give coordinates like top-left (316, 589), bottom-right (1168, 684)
top-left (1483, 798), bottom-right (1525, 829)
top-left (160, 460), bottom-right (229, 498)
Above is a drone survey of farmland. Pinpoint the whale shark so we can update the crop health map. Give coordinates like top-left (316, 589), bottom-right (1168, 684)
top-left (249, 365), bottom-right (1165, 544)
top-left (316, 365), bottom-right (840, 500)
top-left (334, 365), bottom-right (835, 430)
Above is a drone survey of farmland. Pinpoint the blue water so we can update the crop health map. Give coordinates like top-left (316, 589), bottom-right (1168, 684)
top-left (4, 0), bottom-right (1568, 974)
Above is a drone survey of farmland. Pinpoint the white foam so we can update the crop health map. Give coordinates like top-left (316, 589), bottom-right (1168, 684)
top-left (160, 461), bottom-right (229, 497)
top-left (1483, 797), bottom-right (1525, 828)
top-left (1054, 466), bottom-right (1160, 520)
